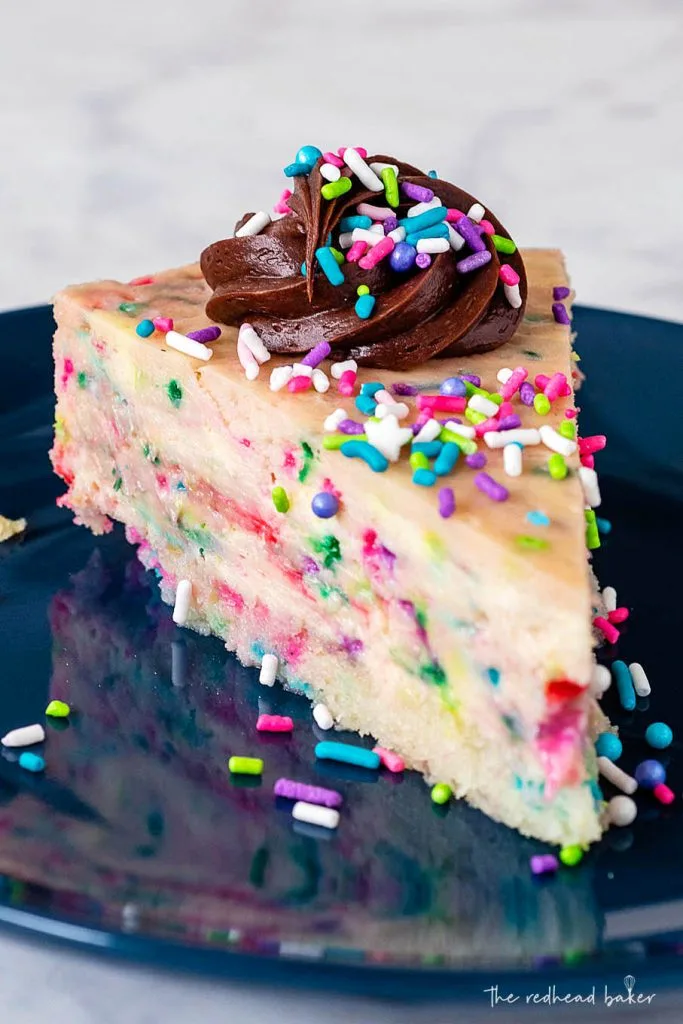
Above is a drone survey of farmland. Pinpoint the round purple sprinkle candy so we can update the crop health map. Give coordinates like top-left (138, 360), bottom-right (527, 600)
top-left (301, 340), bottom-right (332, 368)
top-left (401, 181), bottom-right (434, 204)
top-left (438, 487), bottom-right (455, 518)
top-left (553, 286), bottom-right (571, 301)
top-left (390, 242), bottom-right (418, 273)
top-left (312, 492), bottom-right (339, 519)
top-left (460, 374), bottom-right (481, 387)
top-left (457, 250), bottom-right (492, 274)
top-left (338, 418), bottom-right (365, 435)
top-left (498, 414), bottom-right (522, 431)
top-left (440, 376), bottom-right (467, 398)
top-left (274, 777), bottom-right (343, 809)
top-left (634, 759), bottom-right (666, 789)
top-left (474, 471), bottom-right (509, 502)
top-left (186, 325), bottom-right (222, 342)
top-left (530, 853), bottom-right (559, 876)
top-left (415, 252), bottom-right (432, 270)
top-left (466, 452), bottom-right (487, 469)
top-left (519, 381), bottom-right (536, 407)
top-left (552, 302), bottom-right (571, 325)
top-left (383, 216), bottom-right (398, 234)
top-left (454, 216), bottom-right (485, 253)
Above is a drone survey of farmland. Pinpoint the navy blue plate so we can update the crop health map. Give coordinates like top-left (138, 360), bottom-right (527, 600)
top-left (1, 304), bottom-right (683, 1000)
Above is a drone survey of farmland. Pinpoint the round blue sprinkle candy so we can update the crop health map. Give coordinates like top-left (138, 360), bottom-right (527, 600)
top-left (296, 145), bottom-right (323, 166)
top-left (645, 722), bottom-right (673, 750)
top-left (597, 517), bottom-right (612, 534)
top-left (311, 492), bottom-right (339, 519)
top-left (355, 293), bottom-right (376, 319)
top-left (19, 751), bottom-right (45, 773)
top-left (439, 376), bottom-right (467, 398)
top-left (634, 759), bottom-right (666, 789)
top-left (135, 319), bottom-right (155, 338)
top-left (595, 732), bottom-right (623, 761)
top-left (389, 242), bottom-right (417, 273)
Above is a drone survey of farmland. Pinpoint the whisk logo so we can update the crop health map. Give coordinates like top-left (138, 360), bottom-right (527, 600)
top-left (483, 973), bottom-right (656, 1009)
top-left (604, 974), bottom-right (656, 1007)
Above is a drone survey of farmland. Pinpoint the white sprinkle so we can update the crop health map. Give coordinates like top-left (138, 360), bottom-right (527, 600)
top-left (579, 466), bottom-right (601, 508)
top-left (166, 330), bottom-right (213, 362)
top-left (445, 223), bottom-right (466, 251)
top-left (388, 226), bottom-right (406, 244)
top-left (467, 202), bottom-right (486, 223)
top-left (629, 662), bottom-right (651, 697)
top-left (356, 203), bottom-right (393, 221)
top-left (121, 903), bottom-right (139, 932)
top-left (602, 586), bottom-right (618, 613)
top-left (444, 420), bottom-right (476, 440)
top-left (324, 408), bottom-right (346, 432)
top-left (237, 339), bottom-right (260, 380)
top-left (497, 367), bottom-right (514, 384)
top-left (313, 703), bottom-right (334, 730)
top-left (312, 368), bottom-right (330, 393)
top-left (590, 663), bottom-right (612, 697)
top-left (369, 223), bottom-right (384, 235)
top-left (235, 210), bottom-right (271, 238)
top-left (279, 942), bottom-right (325, 960)
top-left (259, 653), bottom-right (278, 687)
top-left (598, 756), bottom-right (638, 795)
top-left (343, 147), bottom-right (383, 192)
top-left (351, 228), bottom-right (384, 247)
top-left (407, 197), bottom-right (443, 217)
top-left (374, 391), bottom-right (410, 419)
top-left (1, 723), bottom-right (45, 748)
top-left (503, 443), bottom-right (522, 477)
top-left (504, 283), bottom-right (523, 309)
top-left (414, 418), bottom-right (442, 443)
top-left (369, 161), bottom-right (399, 175)
top-left (484, 428), bottom-right (541, 449)
top-left (171, 640), bottom-right (187, 688)
top-left (269, 365), bottom-right (293, 392)
top-left (292, 801), bottom-right (340, 830)
top-left (468, 394), bottom-right (499, 418)
top-left (539, 424), bottom-right (577, 457)
top-left (416, 237), bottom-right (450, 254)
top-left (172, 579), bottom-right (192, 625)
top-left (320, 162), bottom-right (341, 182)
top-left (338, 232), bottom-right (354, 249)
top-left (330, 359), bottom-right (357, 379)
top-left (290, 363), bottom-right (313, 379)
top-left (608, 795), bottom-right (638, 827)
top-left (238, 322), bottom-right (270, 364)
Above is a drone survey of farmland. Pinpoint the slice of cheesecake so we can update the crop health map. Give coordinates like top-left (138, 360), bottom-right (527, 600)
top-left (51, 249), bottom-right (605, 846)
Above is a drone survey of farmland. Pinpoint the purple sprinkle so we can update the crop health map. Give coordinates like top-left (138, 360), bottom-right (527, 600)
top-left (530, 854), bottom-right (559, 876)
top-left (415, 252), bottom-right (432, 269)
top-left (440, 376), bottom-right (467, 397)
top-left (474, 472), bottom-right (509, 502)
top-left (301, 340), bottom-right (331, 367)
top-left (391, 381), bottom-right (419, 397)
top-left (498, 414), bottom-right (522, 431)
top-left (438, 487), bottom-right (455, 518)
top-left (341, 635), bottom-right (364, 656)
top-left (460, 373), bottom-right (481, 387)
top-left (457, 250), bottom-right (492, 274)
top-left (401, 181), bottom-right (434, 203)
top-left (302, 556), bottom-right (319, 575)
top-left (187, 325), bottom-right (222, 342)
top-left (338, 418), bottom-right (365, 435)
top-left (552, 302), bottom-right (571, 325)
top-left (519, 381), bottom-right (536, 406)
top-left (454, 216), bottom-right (485, 253)
top-left (274, 778), bottom-right (343, 809)
top-left (466, 452), bottom-right (487, 469)
top-left (411, 415), bottom-right (430, 435)
top-left (553, 286), bottom-right (571, 301)
top-left (383, 216), bottom-right (398, 234)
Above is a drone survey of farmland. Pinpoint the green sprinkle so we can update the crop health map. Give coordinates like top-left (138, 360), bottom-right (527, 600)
top-left (118, 301), bottom-right (142, 315)
top-left (272, 486), bottom-right (290, 513)
top-left (487, 392), bottom-right (503, 406)
top-left (465, 408), bottom-right (487, 425)
top-left (357, 284), bottom-right (370, 296)
top-left (421, 661), bottom-right (446, 686)
top-left (321, 176), bottom-right (352, 200)
top-left (438, 428), bottom-right (478, 456)
top-left (548, 453), bottom-right (567, 480)
top-left (380, 165), bottom-right (399, 207)
top-left (228, 756), bottom-right (263, 775)
top-left (312, 534), bottom-right (342, 570)
top-left (462, 380), bottom-right (488, 398)
top-left (559, 420), bottom-right (576, 439)
top-left (516, 535), bottom-right (550, 551)
top-left (323, 432), bottom-right (367, 450)
top-left (534, 392), bottom-right (551, 415)
top-left (298, 441), bottom-right (315, 483)
top-left (522, 348), bottom-right (542, 358)
top-left (585, 508), bottom-right (601, 550)
top-left (410, 451), bottom-right (429, 471)
top-left (491, 234), bottom-right (517, 254)
top-left (45, 700), bottom-right (70, 718)
top-left (559, 844), bottom-right (584, 867)
top-left (329, 247), bottom-right (344, 265)
top-left (431, 783), bottom-right (452, 805)
top-left (76, 371), bottom-right (88, 389)
top-left (113, 476), bottom-right (123, 492)
top-left (167, 379), bottom-right (183, 407)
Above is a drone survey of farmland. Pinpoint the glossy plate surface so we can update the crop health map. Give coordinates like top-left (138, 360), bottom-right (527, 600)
top-left (0, 304), bottom-right (682, 998)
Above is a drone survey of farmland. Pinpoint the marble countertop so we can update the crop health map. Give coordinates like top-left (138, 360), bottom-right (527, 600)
top-left (1, 1), bottom-right (682, 1021)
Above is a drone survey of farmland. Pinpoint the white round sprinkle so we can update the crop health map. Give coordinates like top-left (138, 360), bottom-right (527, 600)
top-left (503, 443), bottom-right (522, 477)
top-left (416, 237), bottom-right (450, 254)
top-left (407, 197), bottom-right (443, 217)
top-left (1, 723), bottom-right (45, 748)
top-left (467, 202), bottom-right (486, 223)
top-left (290, 363), bottom-right (313, 378)
top-left (292, 801), bottom-right (340, 830)
top-left (602, 586), bottom-right (618, 613)
top-left (239, 322), bottom-right (270, 364)
top-left (539, 424), bottom-right (577, 457)
top-left (166, 330), bottom-right (213, 362)
top-left (259, 653), bottom-right (278, 687)
top-left (598, 755), bottom-right (638, 795)
top-left (608, 795), bottom-right (638, 827)
top-left (320, 162), bottom-right (341, 182)
top-left (324, 408), bottom-right (346, 432)
top-left (330, 359), bottom-right (357, 379)
top-left (235, 210), bottom-right (271, 238)
top-left (312, 368), bottom-right (330, 393)
top-left (446, 223), bottom-right (466, 251)
top-left (484, 428), bottom-right (541, 448)
top-left (269, 365), bottom-right (293, 392)
top-left (343, 148), bottom-right (383, 192)
top-left (590, 663), bottom-right (612, 697)
top-left (629, 662), bottom-right (651, 697)
top-left (579, 466), bottom-right (601, 508)
top-left (313, 703), bottom-right (334, 730)
top-left (172, 579), bottom-right (192, 626)
top-left (468, 394), bottom-right (499, 418)
top-left (497, 367), bottom-right (514, 384)
top-left (414, 418), bottom-right (442, 444)
top-left (504, 283), bottom-right (523, 309)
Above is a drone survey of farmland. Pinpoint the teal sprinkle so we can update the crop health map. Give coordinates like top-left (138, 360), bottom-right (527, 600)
top-left (360, 381), bottom-right (384, 397)
top-left (427, 169), bottom-right (438, 178)
top-left (411, 441), bottom-right (442, 458)
top-left (589, 778), bottom-right (603, 802)
top-left (487, 667), bottom-right (500, 686)
top-left (413, 468), bottom-right (437, 487)
top-left (433, 442), bottom-right (459, 476)
top-left (251, 641), bottom-right (265, 660)
top-left (340, 440), bottom-right (388, 472)
top-left (301, 262), bottom-right (307, 276)
top-left (136, 318), bottom-right (155, 338)
top-left (355, 394), bottom-right (377, 416)
top-left (118, 301), bottom-right (142, 315)
top-left (176, 481), bottom-right (186, 491)
top-left (527, 510), bottom-right (550, 527)
top-left (597, 517), bottom-right (612, 534)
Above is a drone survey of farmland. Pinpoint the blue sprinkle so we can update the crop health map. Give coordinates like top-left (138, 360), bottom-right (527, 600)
top-left (355, 294), bottom-right (376, 320)
top-left (411, 441), bottom-right (442, 458)
top-left (296, 145), bottom-right (323, 165)
top-left (355, 394), bottom-right (377, 416)
top-left (597, 517), bottom-right (612, 534)
top-left (405, 223), bottom-right (449, 246)
top-left (340, 215), bottom-right (372, 232)
top-left (635, 759), bottom-right (666, 789)
top-left (340, 440), bottom-right (388, 473)
top-left (311, 492), bottom-right (339, 519)
top-left (398, 207), bottom-right (448, 232)
top-left (427, 169), bottom-right (438, 178)
top-left (527, 510), bottom-right (551, 527)
top-left (645, 722), bottom-right (673, 749)
top-left (613, 661), bottom-right (636, 711)
top-left (595, 732), bottom-right (623, 760)
top-left (440, 377), bottom-right (467, 398)
top-left (300, 262), bottom-right (307, 276)
top-left (135, 319), bottom-right (155, 338)
top-left (284, 161), bottom-right (313, 177)
top-left (360, 381), bottom-right (384, 397)
top-left (19, 752), bottom-right (45, 773)
top-left (487, 667), bottom-right (500, 686)
top-left (434, 442), bottom-right (460, 476)
top-left (315, 741), bottom-right (380, 770)
top-left (589, 778), bottom-right (603, 802)
top-left (413, 468), bottom-right (437, 487)
top-left (315, 247), bottom-right (344, 286)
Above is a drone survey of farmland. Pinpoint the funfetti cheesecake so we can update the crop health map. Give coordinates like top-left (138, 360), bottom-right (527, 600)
top-left (51, 145), bottom-right (608, 847)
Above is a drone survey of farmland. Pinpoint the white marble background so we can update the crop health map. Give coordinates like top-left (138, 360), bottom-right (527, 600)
top-left (1, 2), bottom-right (683, 1021)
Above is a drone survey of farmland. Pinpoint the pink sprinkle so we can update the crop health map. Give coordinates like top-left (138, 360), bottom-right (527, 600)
top-left (578, 434), bottom-right (607, 456)
top-left (565, 408), bottom-right (577, 419)
top-left (445, 208), bottom-right (464, 222)
top-left (500, 366), bottom-right (528, 400)
top-left (544, 372), bottom-right (568, 401)
top-left (499, 401), bottom-right (515, 418)
top-left (338, 146), bottom-right (367, 159)
top-left (475, 415), bottom-right (500, 438)
top-left (593, 616), bottom-right (620, 645)
top-left (358, 236), bottom-right (395, 270)
top-left (153, 317), bottom-right (173, 333)
top-left (61, 357), bottom-right (74, 387)
top-left (499, 264), bottom-right (520, 287)
top-left (581, 454), bottom-right (595, 469)
top-left (356, 202), bottom-right (394, 221)
top-left (374, 747), bottom-right (405, 773)
top-left (416, 395), bottom-right (466, 413)
top-left (128, 275), bottom-right (155, 286)
top-left (479, 219), bottom-right (495, 235)
top-left (322, 151), bottom-right (344, 168)
top-left (654, 783), bottom-right (675, 806)
top-left (288, 375), bottom-right (312, 393)
top-left (338, 369), bottom-right (358, 396)
top-left (273, 189), bottom-right (292, 215)
top-left (257, 714), bottom-right (293, 733)
top-left (608, 607), bottom-right (630, 624)
top-left (346, 240), bottom-right (368, 263)
top-left (535, 373), bottom-right (550, 391)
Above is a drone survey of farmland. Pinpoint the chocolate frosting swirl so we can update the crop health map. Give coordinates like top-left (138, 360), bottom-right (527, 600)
top-left (200, 154), bottom-right (527, 370)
